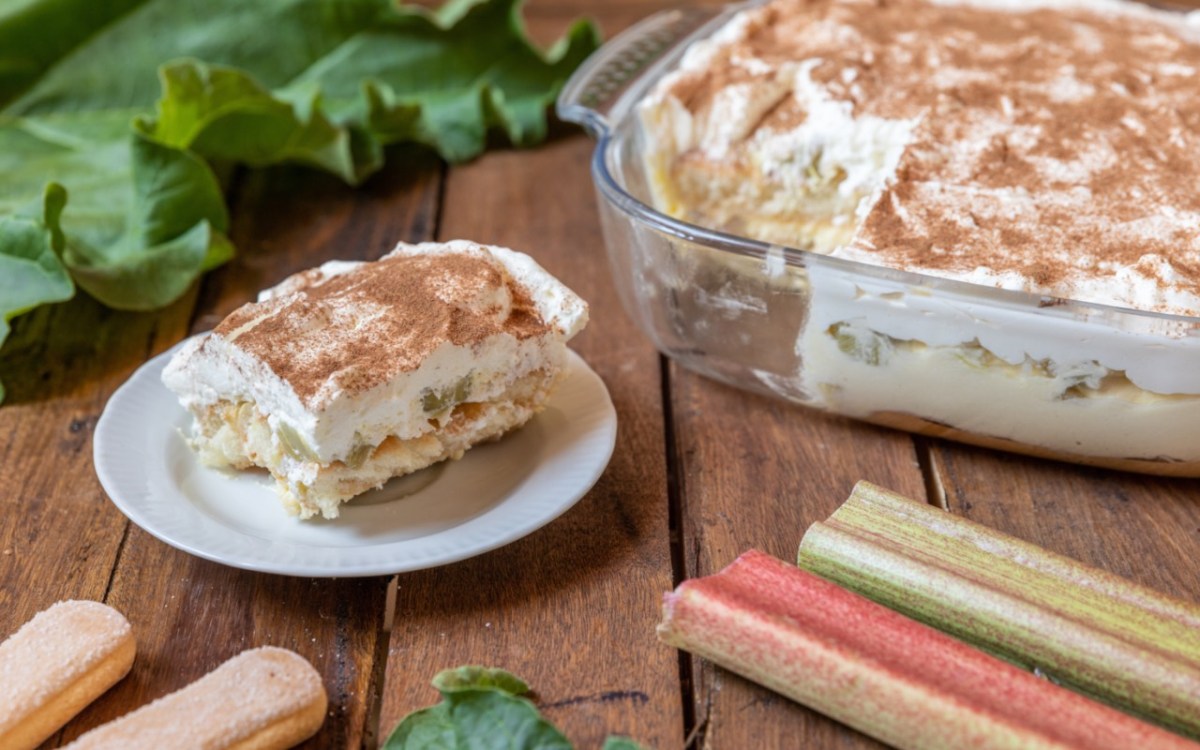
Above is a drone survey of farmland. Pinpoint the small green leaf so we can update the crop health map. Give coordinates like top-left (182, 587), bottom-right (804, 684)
top-left (383, 704), bottom-right (459, 749)
top-left (602, 738), bottom-right (651, 750)
top-left (445, 690), bottom-right (572, 749)
top-left (383, 668), bottom-right (572, 750)
top-left (433, 666), bottom-right (530, 696)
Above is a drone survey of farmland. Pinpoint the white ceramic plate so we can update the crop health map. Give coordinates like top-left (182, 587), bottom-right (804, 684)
top-left (94, 343), bottom-right (616, 577)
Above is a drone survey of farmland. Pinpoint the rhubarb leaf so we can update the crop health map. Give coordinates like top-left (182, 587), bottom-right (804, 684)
top-left (0, 0), bottom-right (148, 106)
top-left (341, 0), bottom-right (602, 162)
top-left (0, 0), bottom-right (599, 400)
top-left (61, 130), bottom-right (233, 311)
top-left (0, 183), bottom-right (74, 402)
top-left (135, 60), bottom-right (371, 184)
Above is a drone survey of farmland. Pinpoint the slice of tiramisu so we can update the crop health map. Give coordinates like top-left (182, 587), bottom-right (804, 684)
top-left (162, 240), bottom-right (588, 519)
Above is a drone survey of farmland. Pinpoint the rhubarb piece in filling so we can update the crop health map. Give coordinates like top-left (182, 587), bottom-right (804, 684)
top-left (162, 240), bottom-right (588, 519)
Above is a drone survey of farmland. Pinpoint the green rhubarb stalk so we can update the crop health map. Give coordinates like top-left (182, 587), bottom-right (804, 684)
top-left (796, 481), bottom-right (1200, 739)
top-left (658, 550), bottom-right (1200, 750)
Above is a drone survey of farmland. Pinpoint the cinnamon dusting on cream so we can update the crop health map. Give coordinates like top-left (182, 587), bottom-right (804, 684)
top-left (652, 0), bottom-right (1200, 314)
top-left (216, 253), bottom-right (548, 406)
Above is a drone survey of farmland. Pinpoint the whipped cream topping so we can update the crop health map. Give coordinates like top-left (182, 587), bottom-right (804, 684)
top-left (642, 0), bottom-right (1200, 318)
top-left (163, 241), bottom-right (588, 464)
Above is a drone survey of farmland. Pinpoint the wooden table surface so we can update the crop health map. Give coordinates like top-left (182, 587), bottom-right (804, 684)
top-left (3, 1), bottom-right (1200, 748)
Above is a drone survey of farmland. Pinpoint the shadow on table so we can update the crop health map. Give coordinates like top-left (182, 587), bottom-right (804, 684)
top-left (0, 292), bottom-right (184, 407)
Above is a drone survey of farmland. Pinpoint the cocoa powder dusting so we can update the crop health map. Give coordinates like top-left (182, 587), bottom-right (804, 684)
top-left (665, 0), bottom-right (1200, 309)
top-left (215, 253), bottom-right (549, 406)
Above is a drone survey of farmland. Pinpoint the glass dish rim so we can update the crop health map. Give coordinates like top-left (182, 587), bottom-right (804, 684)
top-left (566, 1), bottom-right (1200, 331)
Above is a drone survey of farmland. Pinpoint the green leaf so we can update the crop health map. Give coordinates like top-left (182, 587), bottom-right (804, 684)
top-left (135, 0), bottom-right (602, 166)
top-left (345, 0), bottom-right (602, 162)
top-left (384, 705), bottom-right (460, 749)
top-left (601, 738), bottom-right (651, 750)
top-left (4, 0), bottom-right (390, 118)
top-left (54, 130), bottom-right (231, 310)
top-left (441, 690), bottom-right (572, 750)
top-left (136, 60), bottom-right (372, 184)
top-left (433, 666), bottom-right (530, 696)
top-left (0, 0), bottom-right (149, 107)
top-left (383, 692), bottom-right (572, 750)
top-left (0, 182), bottom-right (74, 401)
top-left (382, 668), bottom-right (572, 750)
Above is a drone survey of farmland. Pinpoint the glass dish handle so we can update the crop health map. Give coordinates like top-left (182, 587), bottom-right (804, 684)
top-left (557, 6), bottom-right (724, 137)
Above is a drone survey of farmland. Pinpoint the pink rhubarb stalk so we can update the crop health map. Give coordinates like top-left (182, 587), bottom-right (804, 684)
top-left (659, 550), bottom-right (1200, 750)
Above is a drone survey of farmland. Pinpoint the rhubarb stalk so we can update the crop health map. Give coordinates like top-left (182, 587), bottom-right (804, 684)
top-left (659, 550), bottom-right (1199, 750)
top-left (796, 481), bottom-right (1200, 738)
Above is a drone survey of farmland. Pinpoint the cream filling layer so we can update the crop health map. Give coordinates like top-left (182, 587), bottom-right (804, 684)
top-left (799, 323), bottom-right (1200, 462)
top-left (188, 368), bottom-right (557, 519)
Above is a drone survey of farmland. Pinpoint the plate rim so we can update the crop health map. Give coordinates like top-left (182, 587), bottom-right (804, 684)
top-left (93, 341), bottom-right (616, 577)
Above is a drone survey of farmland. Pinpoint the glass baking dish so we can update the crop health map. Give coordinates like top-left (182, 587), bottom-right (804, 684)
top-left (557, 2), bottom-right (1200, 477)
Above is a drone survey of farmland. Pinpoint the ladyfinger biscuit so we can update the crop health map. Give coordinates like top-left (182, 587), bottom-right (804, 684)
top-left (64, 646), bottom-right (327, 750)
top-left (0, 600), bottom-right (136, 750)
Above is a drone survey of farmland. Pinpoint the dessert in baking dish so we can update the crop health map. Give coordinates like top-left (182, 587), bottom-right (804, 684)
top-left (637, 0), bottom-right (1200, 472)
top-left (162, 240), bottom-right (588, 519)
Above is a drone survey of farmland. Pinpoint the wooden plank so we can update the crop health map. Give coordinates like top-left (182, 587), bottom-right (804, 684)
top-left (670, 367), bottom-right (930, 748)
top-left (377, 71), bottom-right (682, 750)
top-left (0, 281), bottom-right (195, 746)
top-left (0, 293), bottom-right (192, 636)
top-left (931, 444), bottom-right (1200, 604)
top-left (528, 0), bottom-right (701, 41)
top-left (61, 156), bottom-right (442, 749)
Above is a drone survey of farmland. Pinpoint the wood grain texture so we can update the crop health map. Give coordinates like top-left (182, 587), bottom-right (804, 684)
top-left (61, 157), bottom-right (442, 749)
top-left (0, 294), bottom-right (192, 635)
top-left (0, 296), bottom-right (197, 750)
top-left (669, 365), bottom-right (930, 749)
top-left (377, 111), bottom-right (682, 750)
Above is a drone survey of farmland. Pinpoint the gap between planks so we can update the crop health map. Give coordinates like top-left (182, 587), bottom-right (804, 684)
top-left (913, 435), bottom-right (949, 510)
top-left (363, 575), bottom-right (400, 749)
top-left (661, 355), bottom-right (701, 748)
